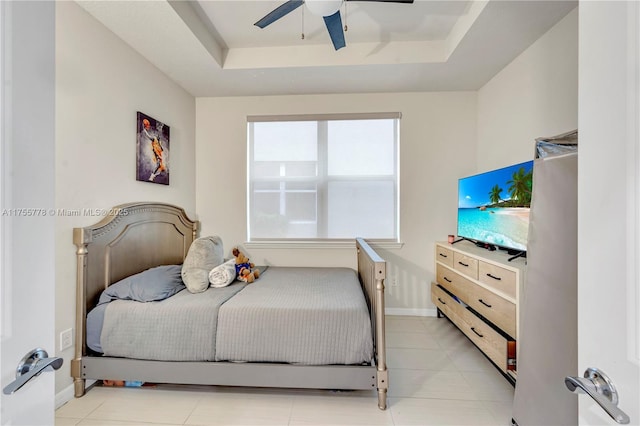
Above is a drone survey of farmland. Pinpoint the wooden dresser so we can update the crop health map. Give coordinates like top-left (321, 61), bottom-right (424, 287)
top-left (432, 240), bottom-right (526, 382)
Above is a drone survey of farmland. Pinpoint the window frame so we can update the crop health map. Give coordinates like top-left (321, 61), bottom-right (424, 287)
top-left (246, 113), bottom-right (401, 246)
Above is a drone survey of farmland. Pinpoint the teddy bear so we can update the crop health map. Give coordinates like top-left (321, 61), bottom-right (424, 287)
top-left (232, 247), bottom-right (260, 283)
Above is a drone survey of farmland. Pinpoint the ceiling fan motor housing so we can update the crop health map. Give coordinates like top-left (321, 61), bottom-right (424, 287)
top-left (305, 0), bottom-right (344, 17)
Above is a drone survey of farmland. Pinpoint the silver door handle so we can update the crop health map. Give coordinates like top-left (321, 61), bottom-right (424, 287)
top-left (3, 348), bottom-right (63, 395)
top-left (565, 367), bottom-right (630, 424)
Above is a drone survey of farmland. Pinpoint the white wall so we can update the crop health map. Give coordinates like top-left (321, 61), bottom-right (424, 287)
top-left (477, 8), bottom-right (578, 171)
top-left (196, 92), bottom-right (478, 315)
top-left (55, 2), bottom-right (196, 393)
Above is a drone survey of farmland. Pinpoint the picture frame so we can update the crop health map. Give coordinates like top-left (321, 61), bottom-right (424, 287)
top-left (136, 111), bottom-right (170, 185)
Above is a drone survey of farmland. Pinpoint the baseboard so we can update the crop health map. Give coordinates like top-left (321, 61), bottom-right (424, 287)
top-left (55, 383), bottom-right (74, 409)
top-left (385, 308), bottom-right (437, 317)
top-left (56, 380), bottom-right (96, 409)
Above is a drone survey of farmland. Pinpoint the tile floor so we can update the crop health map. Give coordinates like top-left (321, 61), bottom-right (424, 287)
top-left (56, 316), bottom-right (514, 425)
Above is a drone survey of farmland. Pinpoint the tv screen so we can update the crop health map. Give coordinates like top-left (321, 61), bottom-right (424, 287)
top-left (457, 160), bottom-right (534, 252)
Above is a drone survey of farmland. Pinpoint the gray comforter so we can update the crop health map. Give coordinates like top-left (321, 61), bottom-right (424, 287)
top-left (100, 282), bottom-right (245, 361)
top-left (90, 267), bottom-right (373, 365)
top-left (215, 267), bottom-right (373, 365)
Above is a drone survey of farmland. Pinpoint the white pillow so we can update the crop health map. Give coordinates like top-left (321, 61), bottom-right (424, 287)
top-left (209, 259), bottom-right (237, 288)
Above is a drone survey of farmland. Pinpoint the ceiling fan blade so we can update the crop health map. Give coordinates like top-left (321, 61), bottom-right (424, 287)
top-left (323, 10), bottom-right (346, 50)
top-left (345, 0), bottom-right (414, 3)
top-left (254, 0), bottom-right (305, 29)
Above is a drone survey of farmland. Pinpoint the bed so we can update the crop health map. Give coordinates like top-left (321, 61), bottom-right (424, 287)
top-left (71, 202), bottom-right (389, 409)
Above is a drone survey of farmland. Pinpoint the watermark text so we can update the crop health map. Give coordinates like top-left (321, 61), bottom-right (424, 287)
top-left (1, 208), bottom-right (128, 217)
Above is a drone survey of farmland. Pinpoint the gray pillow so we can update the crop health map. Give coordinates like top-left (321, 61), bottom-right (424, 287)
top-left (181, 235), bottom-right (224, 293)
top-left (97, 264), bottom-right (184, 305)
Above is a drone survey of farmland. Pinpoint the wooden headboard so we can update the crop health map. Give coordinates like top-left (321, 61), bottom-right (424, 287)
top-left (73, 202), bottom-right (198, 356)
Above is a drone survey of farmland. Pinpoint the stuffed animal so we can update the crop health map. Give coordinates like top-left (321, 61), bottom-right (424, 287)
top-left (232, 247), bottom-right (260, 283)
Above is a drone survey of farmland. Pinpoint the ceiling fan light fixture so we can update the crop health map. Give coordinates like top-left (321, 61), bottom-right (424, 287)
top-left (305, 0), bottom-right (343, 17)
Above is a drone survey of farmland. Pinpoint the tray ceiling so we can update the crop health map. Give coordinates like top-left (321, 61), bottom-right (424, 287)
top-left (77, 0), bottom-right (577, 97)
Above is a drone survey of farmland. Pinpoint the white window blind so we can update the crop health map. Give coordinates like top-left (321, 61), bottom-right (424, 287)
top-left (247, 113), bottom-right (400, 241)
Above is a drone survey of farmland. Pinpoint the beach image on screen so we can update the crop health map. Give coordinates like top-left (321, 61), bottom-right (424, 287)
top-left (457, 161), bottom-right (533, 251)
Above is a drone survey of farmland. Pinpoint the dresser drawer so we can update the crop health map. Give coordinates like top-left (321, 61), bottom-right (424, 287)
top-left (433, 282), bottom-right (516, 373)
top-left (465, 282), bottom-right (516, 338)
top-left (435, 245), bottom-right (454, 267)
top-left (435, 264), bottom-right (473, 302)
top-left (431, 282), bottom-right (466, 319)
top-left (479, 261), bottom-right (516, 299)
top-left (453, 252), bottom-right (479, 280)
top-left (458, 307), bottom-right (516, 372)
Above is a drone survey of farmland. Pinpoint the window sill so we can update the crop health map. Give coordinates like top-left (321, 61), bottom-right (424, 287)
top-left (244, 240), bottom-right (404, 250)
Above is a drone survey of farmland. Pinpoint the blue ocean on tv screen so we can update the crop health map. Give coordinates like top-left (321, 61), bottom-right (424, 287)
top-left (457, 160), bottom-right (533, 251)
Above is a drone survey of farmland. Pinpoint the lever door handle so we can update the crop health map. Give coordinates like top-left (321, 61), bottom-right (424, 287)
top-left (565, 367), bottom-right (630, 424)
top-left (3, 348), bottom-right (63, 395)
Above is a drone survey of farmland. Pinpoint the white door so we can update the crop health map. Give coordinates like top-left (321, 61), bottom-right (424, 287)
top-left (578, 1), bottom-right (640, 424)
top-left (0, 1), bottom-right (57, 424)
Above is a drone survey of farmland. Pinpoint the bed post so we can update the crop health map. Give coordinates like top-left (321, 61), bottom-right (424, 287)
top-left (71, 228), bottom-right (89, 397)
top-left (376, 272), bottom-right (389, 410)
top-left (356, 238), bottom-right (387, 410)
top-left (374, 259), bottom-right (387, 410)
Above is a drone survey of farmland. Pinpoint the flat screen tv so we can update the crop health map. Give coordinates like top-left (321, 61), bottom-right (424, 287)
top-left (457, 160), bottom-right (534, 252)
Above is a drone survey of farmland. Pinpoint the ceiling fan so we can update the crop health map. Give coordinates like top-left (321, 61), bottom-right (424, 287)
top-left (254, 0), bottom-right (414, 51)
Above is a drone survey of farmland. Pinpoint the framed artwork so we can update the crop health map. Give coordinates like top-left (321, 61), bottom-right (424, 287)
top-left (136, 111), bottom-right (170, 185)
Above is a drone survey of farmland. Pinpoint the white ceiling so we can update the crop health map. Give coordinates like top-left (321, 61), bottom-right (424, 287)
top-left (77, 0), bottom-right (577, 97)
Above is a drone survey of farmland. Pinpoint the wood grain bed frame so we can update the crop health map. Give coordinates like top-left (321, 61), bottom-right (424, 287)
top-left (71, 202), bottom-right (389, 409)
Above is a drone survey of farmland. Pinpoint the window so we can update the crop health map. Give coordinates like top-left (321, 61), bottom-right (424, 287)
top-left (247, 113), bottom-right (399, 242)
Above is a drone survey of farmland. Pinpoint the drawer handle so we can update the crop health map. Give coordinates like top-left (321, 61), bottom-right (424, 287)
top-left (443, 276), bottom-right (452, 283)
top-left (478, 299), bottom-right (492, 308)
top-left (458, 261), bottom-right (469, 267)
top-left (439, 253), bottom-right (448, 258)
top-left (437, 298), bottom-right (446, 305)
top-left (471, 327), bottom-right (484, 338)
top-left (486, 273), bottom-right (502, 281)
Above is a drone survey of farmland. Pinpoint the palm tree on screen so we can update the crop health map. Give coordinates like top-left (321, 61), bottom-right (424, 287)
top-left (488, 185), bottom-right (503, 205)
top-left (507, 167), bottom-right (533, 206)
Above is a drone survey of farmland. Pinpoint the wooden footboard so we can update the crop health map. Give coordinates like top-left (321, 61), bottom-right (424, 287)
top-left (71, 204), bottom-right (387, 410)
top-left (356, 238), bottom-right (388, 410)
